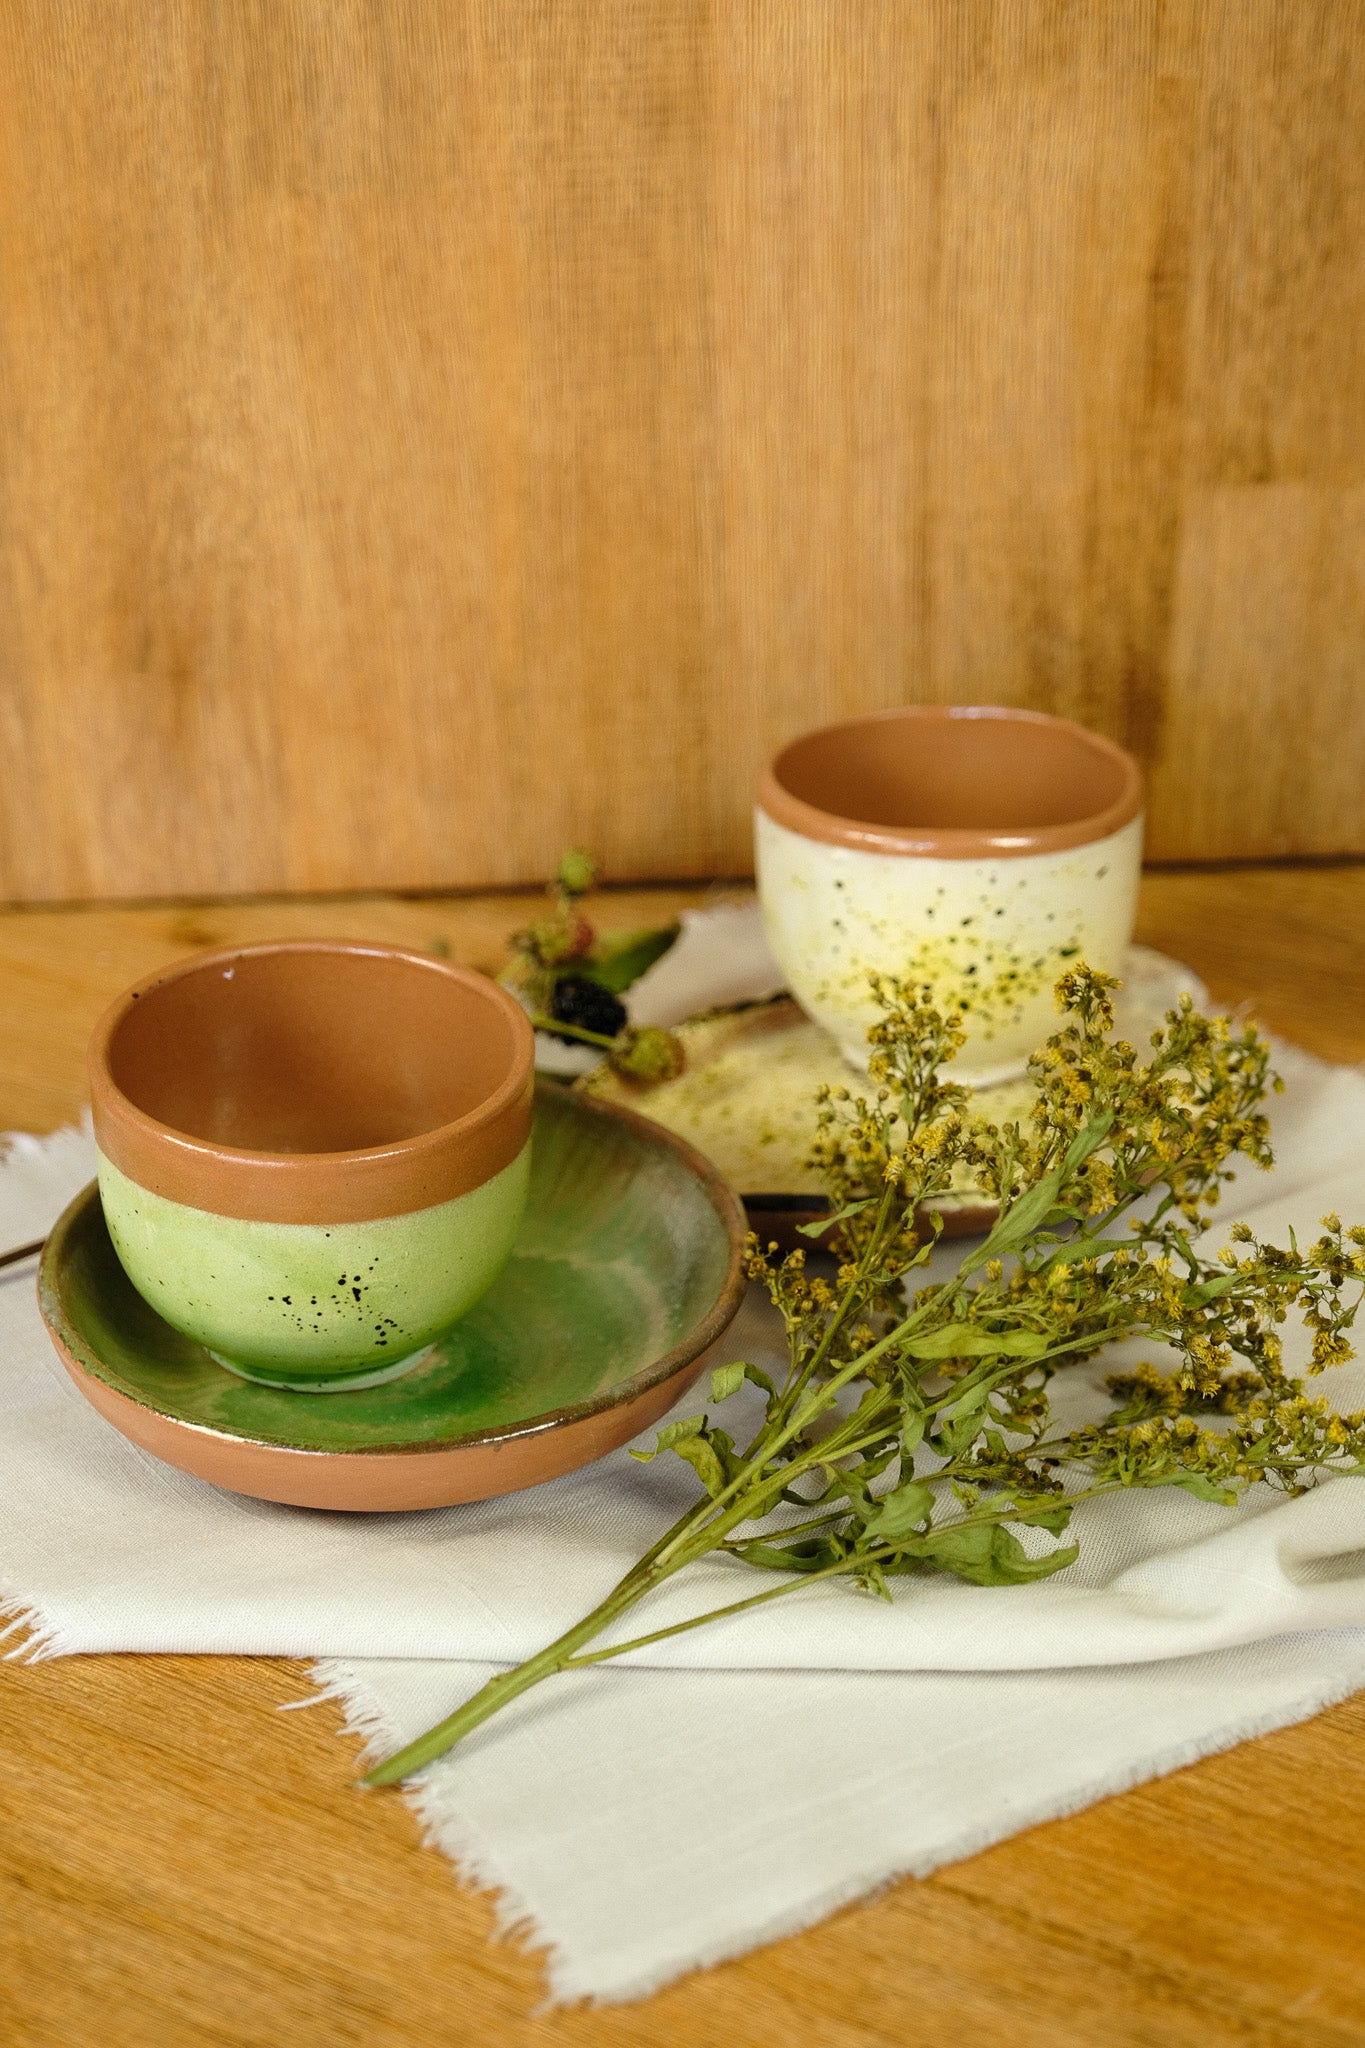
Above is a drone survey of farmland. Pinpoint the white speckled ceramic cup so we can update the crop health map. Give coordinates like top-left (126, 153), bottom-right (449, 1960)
top-left (755, 706), bottom-right (1144, 1084)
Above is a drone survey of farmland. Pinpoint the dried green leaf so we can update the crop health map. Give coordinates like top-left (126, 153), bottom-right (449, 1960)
top-left (1006, 1498), bottom-right (1075, 1536)
top-left (798, 1197), bottom-right (875, 1238)
top-left (579, 924), bottom-right (678, 993)
top-left (1143, 1469), bottom-right (1239, 1507)
top-left (629, 1414), bottom-right (703, 1462)
top-left (964, 1111), bottom-right (1115, 1271)
top-left (915, 1522), bottom-right (1080, 1587)
top-left (860, 1479), bottom-right (934, 1541)
top-left (710, 1360), bottom-right (779, 1407)
top-left (901, 1324), bottom-right (1050, 1361)
top-left (730, 1535), bottom-right (845, 1574)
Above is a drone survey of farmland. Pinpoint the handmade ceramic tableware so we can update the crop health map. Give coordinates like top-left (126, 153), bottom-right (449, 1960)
top-left (87, 941), bottom-right (535, 1390)
top-left (40, 1080), bottom-right (747, 1510)
top-left (755, 705), bottom-right (1143, 1084)
top-left (586, 944), bottom-right (1200, 1247)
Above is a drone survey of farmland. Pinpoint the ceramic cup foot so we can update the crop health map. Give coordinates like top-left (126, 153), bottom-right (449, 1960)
top-left (208, 1345), bottom-right (434, 1393)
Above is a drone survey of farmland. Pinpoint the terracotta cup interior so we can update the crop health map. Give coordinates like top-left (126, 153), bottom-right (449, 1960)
top-left (760, 705), bottom-right (1142, 855)
top-left (89, 943), bottom-right (535, 1223)
top-left (102, 945), bottom-right (522, 1153)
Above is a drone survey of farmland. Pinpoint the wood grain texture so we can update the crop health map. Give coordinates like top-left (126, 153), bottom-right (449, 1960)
top-left (1, 866), bottom-right (1365, 2045)
top-left (0, 2), bottom-right (1363, 901)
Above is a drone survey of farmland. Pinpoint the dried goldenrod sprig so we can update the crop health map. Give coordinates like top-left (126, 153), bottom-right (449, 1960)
top-left (363, 967), bottom-right (1365, 1786)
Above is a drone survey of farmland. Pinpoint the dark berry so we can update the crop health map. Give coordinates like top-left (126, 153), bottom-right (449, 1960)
top-left (548, 975), bottom-right (627, 1043)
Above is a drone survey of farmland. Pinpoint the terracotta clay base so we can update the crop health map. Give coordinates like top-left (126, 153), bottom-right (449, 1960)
top-left (45, 1336), bottom-right (722, 1511)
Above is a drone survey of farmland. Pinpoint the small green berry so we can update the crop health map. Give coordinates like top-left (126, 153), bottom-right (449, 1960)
top-left (529, 911), bottom-right (594, 965)
top-left (609, 1025), bottom-right (686, 1085)
top-left (556, 849), bottom-right (596, 897)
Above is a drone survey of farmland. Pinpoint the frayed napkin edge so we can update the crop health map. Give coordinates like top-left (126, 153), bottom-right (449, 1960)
top-left (1, 1587), bottom-right (83, 1662)
top-left (307, 1657), bottom-right (569, 2003)
top-left (305, 1645), bottom-right (1365, 2007)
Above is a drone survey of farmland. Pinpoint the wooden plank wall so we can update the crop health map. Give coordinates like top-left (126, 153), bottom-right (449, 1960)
top-left (0, 2), bottom-right (1361, 901)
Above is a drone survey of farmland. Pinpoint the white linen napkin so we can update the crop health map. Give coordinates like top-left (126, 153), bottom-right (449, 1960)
top-left (4, 967), bottom-right (1365, 2001)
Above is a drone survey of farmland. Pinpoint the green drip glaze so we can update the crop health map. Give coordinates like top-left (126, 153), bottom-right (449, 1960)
top-left (44, 1082), bottom-right (735, 1450)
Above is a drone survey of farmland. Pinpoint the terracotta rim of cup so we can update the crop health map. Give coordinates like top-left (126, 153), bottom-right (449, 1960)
top-left (88, 940), bottom-right (535, 1225)
top-left (757, 704), bottom-right (1143, 858)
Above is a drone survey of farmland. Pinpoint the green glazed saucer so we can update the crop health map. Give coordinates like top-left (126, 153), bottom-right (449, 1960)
top-left (39, 1081), bottom-right (747, 1512)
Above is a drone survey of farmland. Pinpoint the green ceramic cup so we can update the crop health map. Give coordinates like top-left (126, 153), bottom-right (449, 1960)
top-left (88, 941), bottom-right (535, 1391)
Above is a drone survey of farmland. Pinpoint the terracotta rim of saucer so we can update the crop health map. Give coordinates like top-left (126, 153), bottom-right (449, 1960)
top-left (88, 940), bottom-right (535, 1224)
top-left (757, 704), bottom-right (1143, 859)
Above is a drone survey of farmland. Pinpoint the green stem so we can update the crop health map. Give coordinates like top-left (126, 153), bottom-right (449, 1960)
top-left (720, 1508), bottom-right (846, 1551)
top-left (528, 1012), bottom-right (617, 1050)
top-left (361, 1407), bottom-right (891, 1787)
top-left (647, 1286), bottom-right (909, 1573)
top-left (370, 1476), bottom-right (1096, 1781)
top-left (360, 1393), bottom-right (880, 1787)
top-left (360, 1148), bottom-right (1158, 1789)
top-left (363, 1531), bottom-right (909, 1785)
top-left (359, 1558), bottom-right (673, 1786)
top-left (560, 1540), bottom-right (915, 1667)
top-left (361, 1419), bottom-right (1148, 1786)
top-left (360, 1448), bottom-right (768, 1788)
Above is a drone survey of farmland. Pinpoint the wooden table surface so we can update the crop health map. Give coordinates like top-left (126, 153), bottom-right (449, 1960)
top-left (3, 867), bottom-right (1364, 2048)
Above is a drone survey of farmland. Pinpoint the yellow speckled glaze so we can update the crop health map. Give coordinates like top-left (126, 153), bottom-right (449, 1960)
top-left (755, 809), bottom-right (1143, 1081)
